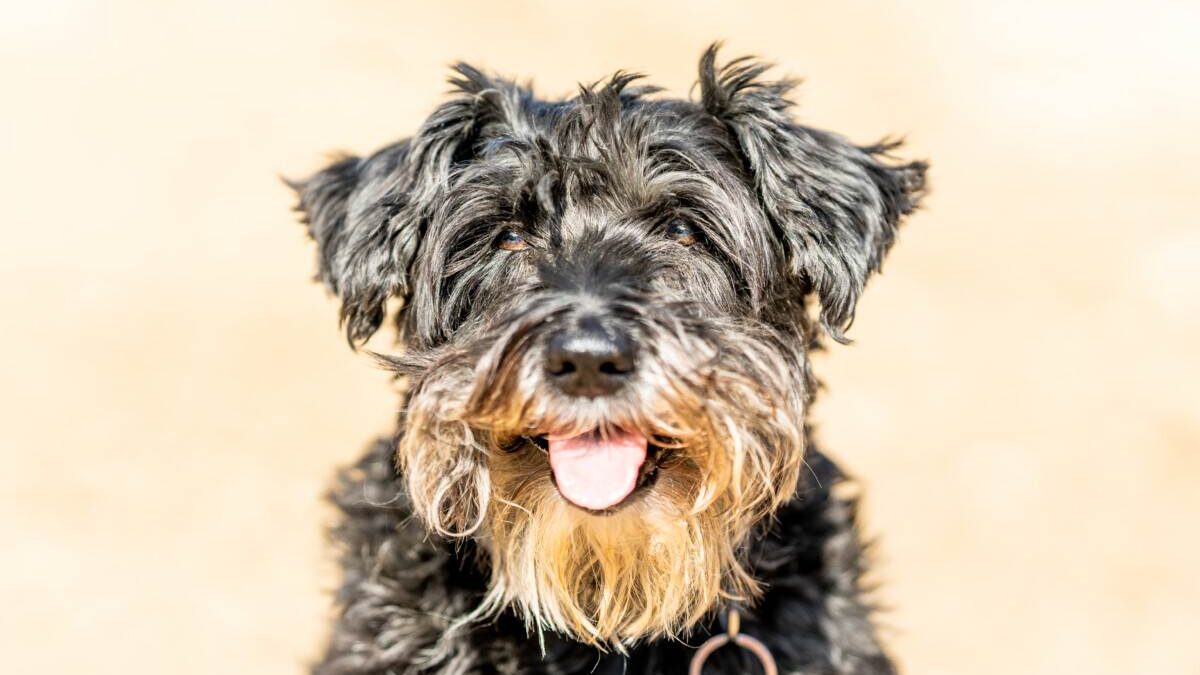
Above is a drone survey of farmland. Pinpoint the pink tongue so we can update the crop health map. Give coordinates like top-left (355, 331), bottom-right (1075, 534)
top-left (548, 430), bottom-right (649, 510)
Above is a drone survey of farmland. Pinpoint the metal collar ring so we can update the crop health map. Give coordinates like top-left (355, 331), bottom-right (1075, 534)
top-left (687, 610), bottom-right (778, 675)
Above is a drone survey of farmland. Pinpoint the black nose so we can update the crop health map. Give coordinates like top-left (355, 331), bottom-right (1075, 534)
top-left (546, 317), bottom-right (635, 397)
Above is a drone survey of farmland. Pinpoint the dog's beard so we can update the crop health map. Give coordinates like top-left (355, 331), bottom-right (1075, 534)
top-left (481, 451), bottom-right (744, 646)
top-left (393, 300), bottom-right (809, 647)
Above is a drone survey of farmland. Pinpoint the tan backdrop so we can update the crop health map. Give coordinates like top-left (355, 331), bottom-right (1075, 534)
top-left (2, 1), bottom-right (1198, 673)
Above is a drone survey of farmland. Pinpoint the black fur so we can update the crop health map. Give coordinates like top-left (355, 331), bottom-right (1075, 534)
top-left (291, 44), bottom-right (926, 674)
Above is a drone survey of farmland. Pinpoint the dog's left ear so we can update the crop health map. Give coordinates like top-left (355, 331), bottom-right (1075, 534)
top-left (698, 46), bottom-right (927, 341)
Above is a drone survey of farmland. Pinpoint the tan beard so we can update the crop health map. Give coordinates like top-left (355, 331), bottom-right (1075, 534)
top-left (396, 318), bottom-right (809, 647)
top-left (478, 448), bottom-right (741, 647)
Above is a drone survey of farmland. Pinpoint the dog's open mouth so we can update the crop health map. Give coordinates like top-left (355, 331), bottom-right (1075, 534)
top-left (546, 429), bottom-right (647, 511)
top-left (518, 430), bottom-right (672, 512)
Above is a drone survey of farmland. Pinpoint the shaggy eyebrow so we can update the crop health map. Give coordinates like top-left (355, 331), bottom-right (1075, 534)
top-left (646, 140), bottom-right (710, 175)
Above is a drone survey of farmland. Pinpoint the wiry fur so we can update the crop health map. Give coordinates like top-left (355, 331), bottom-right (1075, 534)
top-left (291, 44), bottom-right (926, 673)
top-left (398, 301), bottom-right (809, 645)
top-left (316, 439), bottom-right (891, 675)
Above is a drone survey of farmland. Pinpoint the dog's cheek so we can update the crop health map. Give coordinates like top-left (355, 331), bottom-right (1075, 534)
top-left (651, 248), bottom-right (742, 311)
top-left (397, 371), bottom-right (493, 537)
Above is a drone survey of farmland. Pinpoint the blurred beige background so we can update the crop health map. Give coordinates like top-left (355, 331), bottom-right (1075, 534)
top-left (2, 1), bottom-right (1198, 673)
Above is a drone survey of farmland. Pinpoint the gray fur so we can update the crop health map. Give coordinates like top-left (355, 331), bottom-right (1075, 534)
top-left (291, 44), bottom-right (927, 674)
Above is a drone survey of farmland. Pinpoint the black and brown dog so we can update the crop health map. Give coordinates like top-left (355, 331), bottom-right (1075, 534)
top-left (290, 45), bottom-right (926, 674)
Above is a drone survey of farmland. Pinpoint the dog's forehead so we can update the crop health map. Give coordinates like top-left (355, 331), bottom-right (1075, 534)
top-left (507, 102), bottom-right (724, 181)
top-left (461, 99), bottom-right (745, 232)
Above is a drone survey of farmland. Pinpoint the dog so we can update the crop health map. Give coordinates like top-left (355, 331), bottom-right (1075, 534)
top-left (290, 44), bottom-right (926, 674)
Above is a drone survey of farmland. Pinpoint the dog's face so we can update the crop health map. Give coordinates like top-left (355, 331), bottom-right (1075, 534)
top-left (293, 47), bottom-right (924, 647)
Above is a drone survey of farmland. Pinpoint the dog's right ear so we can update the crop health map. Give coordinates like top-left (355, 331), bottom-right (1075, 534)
top-left (289, 64), bottom-right (520, 346)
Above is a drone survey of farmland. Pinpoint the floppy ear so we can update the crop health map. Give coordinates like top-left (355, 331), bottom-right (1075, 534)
top-left (698, 46), bottom-right (927, 341)
top-left (289, 64), bottom-right (519, 345)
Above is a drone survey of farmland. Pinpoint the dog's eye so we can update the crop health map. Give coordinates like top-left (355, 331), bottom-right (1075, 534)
top-left (665, 219), bottom-right (697, 246)
top-left (496, 229), bottom-right (531, 252)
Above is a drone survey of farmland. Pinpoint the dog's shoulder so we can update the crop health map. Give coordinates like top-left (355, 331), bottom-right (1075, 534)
top-left (316, 439), bottom-right (493, 673)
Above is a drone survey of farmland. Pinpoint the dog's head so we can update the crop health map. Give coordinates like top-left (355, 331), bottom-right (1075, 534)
top-left (292, 46), bottom-right (925, 648)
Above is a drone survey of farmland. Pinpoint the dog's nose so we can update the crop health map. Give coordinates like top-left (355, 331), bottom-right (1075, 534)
top-left (546, 317), bottom-right (635, 397)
